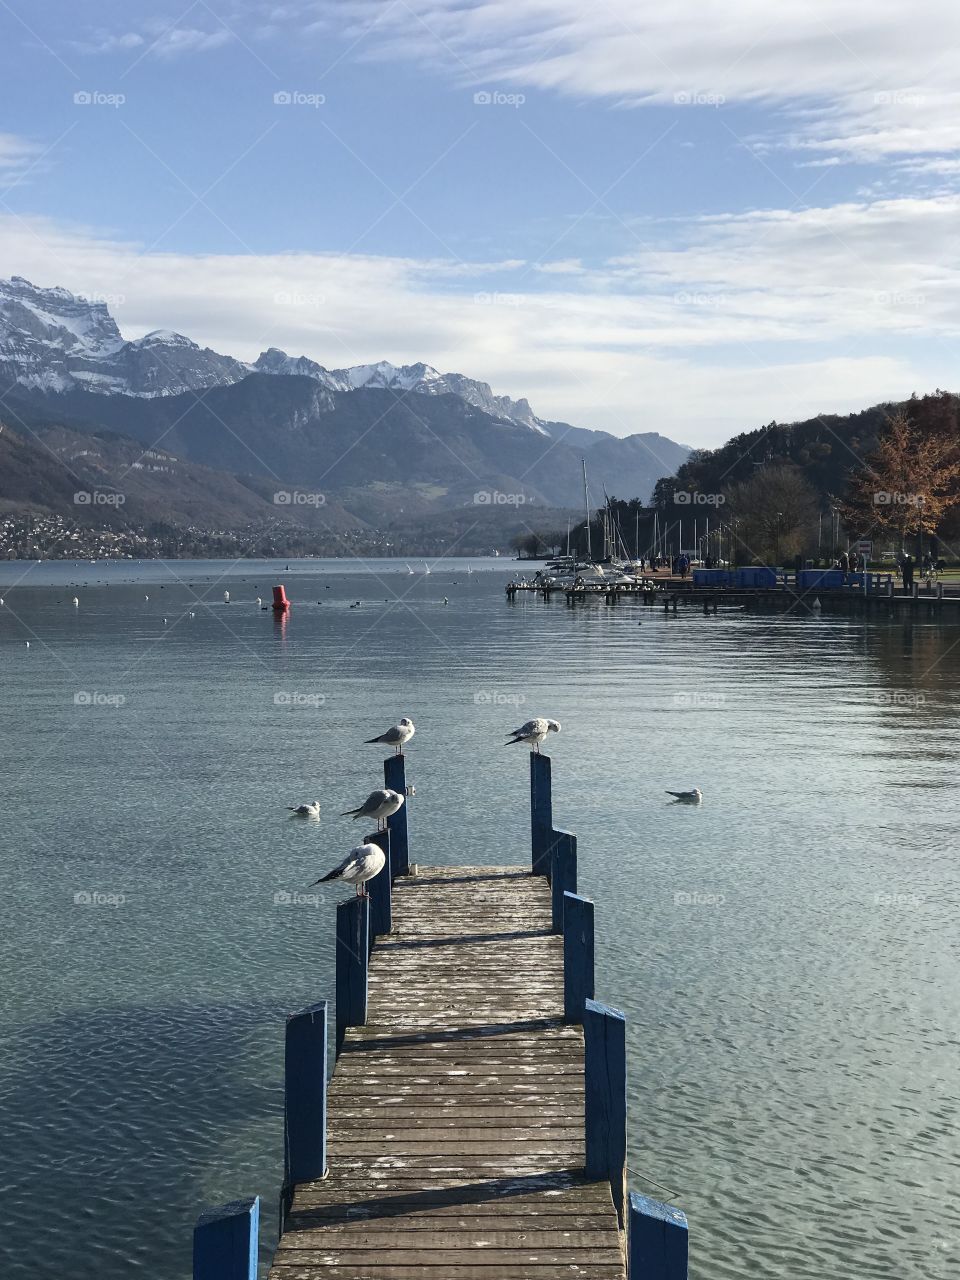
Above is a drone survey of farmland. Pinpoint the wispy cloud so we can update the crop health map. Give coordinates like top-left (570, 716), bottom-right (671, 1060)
top-left (73, 23), bottom-right (232, 59)
top-left (0, 133), bottom-right (45, 183)
top-left (295, 0), bottom-right (960, 171)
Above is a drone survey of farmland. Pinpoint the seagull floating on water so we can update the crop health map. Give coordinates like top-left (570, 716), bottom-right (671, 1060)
top-left (666, 788), bottom-right (702, 804)
top-left (365, 717), bottom-right (415, 754)
top-left (312, 842), bottom-right (386, 897)
top-left (505, 718), bottom-right (561, 753)
top-left (288, 801), bottom-right (321, 818)
top-left (341, 788), bottom-right (404, 829)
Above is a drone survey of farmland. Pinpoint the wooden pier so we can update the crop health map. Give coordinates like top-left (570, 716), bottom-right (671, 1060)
top-left (191, 755), bottom-right (688, 1280)
top-left (506, 571), bottom-right (960, 615)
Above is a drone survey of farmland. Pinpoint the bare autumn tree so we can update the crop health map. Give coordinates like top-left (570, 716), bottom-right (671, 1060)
top-left (837, 409), bottom-right (960, 552)
top-left (725, 464), bottom-right (818, 563)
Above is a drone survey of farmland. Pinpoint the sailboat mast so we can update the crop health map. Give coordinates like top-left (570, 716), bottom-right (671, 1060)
top-left (582, 458), bottom-right (592, 562)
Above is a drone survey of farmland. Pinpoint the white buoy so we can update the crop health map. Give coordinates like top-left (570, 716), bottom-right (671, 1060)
top-left (144, 594), bottom-right (149, 601)
top-left (189, 611), bottom-right (195, 619)
top-left (256, 597), bottom-right (262, 607)
top-left (162, 617), bottom-right (168, 625)
top-left (224, 590), bottom-right (230, 603)
top-left (72, 597), bottom-right (79, 606)
top-left (25, 641), bottom-right (29, 648)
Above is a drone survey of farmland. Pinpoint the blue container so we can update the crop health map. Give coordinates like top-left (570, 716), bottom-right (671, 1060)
top-left (735, 567), bottom-right (777, 588)
top-left (692, 569), bottom-right (732, 586)
top-left (797, 569), bottom-right (844, 590)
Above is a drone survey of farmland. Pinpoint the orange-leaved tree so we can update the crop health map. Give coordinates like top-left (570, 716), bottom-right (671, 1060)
top-left (838, 407), bottom-right (960, 552)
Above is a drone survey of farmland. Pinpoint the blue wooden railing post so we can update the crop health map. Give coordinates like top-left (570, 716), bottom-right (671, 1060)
top-left (584, 998), bottom-right (627, 1228)
top-left (335, 896), bottom-right (369, 1054)
top-left (550, 832), bottom-right (577, 932)
top-left (192, 1197), bottom-right (259, 1280)
top-left (383, 755), bottom-right (409, 877)
top-left (562, 892), bottom-right (594, 1022)
top-left (284, 1001), bottom-right (328, 1193)
top-left (530, 751), bottom-right (553, 876)
top-left (628, 1192), bottom-right (689, 1279)
top-left (365, 828), bottom-right (392, 950)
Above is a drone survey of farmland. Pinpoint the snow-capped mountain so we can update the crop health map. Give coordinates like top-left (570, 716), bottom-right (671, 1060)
top-left (0, 277), bottom-right (545, 431)
top-left (0, 277), bottom-right (250, 397)
top-left (252, 348), bottom-right (545, 431)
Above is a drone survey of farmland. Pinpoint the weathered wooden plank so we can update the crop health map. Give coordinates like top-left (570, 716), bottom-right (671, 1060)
top-left (279, 1227), bottom-right (621, 1248)
top-left (330, 1131), bottom-right (586, 1141)
top-left (288, 1213), bottom-right (619, 1229)
top-left (290, 1182), bottom-right (615, 1208)
top-left (270, 1267), bottom-right (626, 1279)
top-left (273, 1249), bottom-right (624, 1265)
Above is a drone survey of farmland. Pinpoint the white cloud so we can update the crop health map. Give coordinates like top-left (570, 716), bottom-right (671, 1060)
top-left (150, 27), bottom-right (234, 58)
top-left (0, 134), bottom-right (45, 185)
top-left (74, 23), bottom-right (231, 59)
top-left (304, 0), bottom-right (960, 167)
top-left (72, 31), bottom-right (146, 54)
top-left (0, 204), bottom-right (948, 445)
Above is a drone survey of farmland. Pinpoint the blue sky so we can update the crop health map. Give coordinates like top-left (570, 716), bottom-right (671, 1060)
top-left (1, 1), bottom-right (958, 444)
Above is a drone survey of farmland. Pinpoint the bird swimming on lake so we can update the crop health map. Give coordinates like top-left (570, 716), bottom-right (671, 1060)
top-left (365, 717), bottom-right (415, 754)
top-left (505, 718), bottom-right (561, 753)
top-left (666, 788), bottom-right (702, 804)
top-left (288, 801), bottom-right (321, 818)
top-left (312, 842), bottom-right (386, 897)
top-left (341, 788), bottom-right (404, 829)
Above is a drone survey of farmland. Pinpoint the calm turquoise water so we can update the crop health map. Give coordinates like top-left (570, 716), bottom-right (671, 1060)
top-left (1, 557), bottom-right (957, 1279)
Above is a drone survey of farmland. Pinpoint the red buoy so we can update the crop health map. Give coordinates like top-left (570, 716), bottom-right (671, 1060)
top-left (273, 584), bottom-right (290, 612)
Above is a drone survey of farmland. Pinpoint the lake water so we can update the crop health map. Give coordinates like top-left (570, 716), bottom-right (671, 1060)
top-left (1, 557), bottom-right (957, 1280)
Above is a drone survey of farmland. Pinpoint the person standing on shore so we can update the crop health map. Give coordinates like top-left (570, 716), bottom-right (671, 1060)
top-left (902, 553), bottom-right (914, 592)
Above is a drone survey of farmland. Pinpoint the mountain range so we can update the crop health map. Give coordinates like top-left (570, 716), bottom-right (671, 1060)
top-left (0, 276), bottom-right (690, 544)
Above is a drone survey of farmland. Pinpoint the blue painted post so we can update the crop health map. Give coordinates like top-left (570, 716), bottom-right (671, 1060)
top-left (530, 751), bottom-right (553, 877)
top-left (192, 1197), bottom-right (259, 1280)
top-left (383, 755), bottom-right (409, 877)
top-left (550, 831), bottom-right (577, 933)
top-left (584, 998), bottom-right (627, 1228)
top-left (335, 896), bottom-right (369, 1054)
top-left (365, 828), bottom-right (392, 950)
top-left (628, 1192), bottom-right (689, 1279)
top-left (284, 1001), bottom-right (328, 1191)
top-left (562, 892), bottom-right (594, 1023)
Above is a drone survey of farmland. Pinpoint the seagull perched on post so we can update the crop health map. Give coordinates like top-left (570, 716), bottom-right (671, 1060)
top-left (312, 842), bottom-right (386, 897)
top-left (505, 718), bottom-right (561, 753)
top-left (288, 801), bottom-right (321, 818)
top-left (666, 788), bottom-right (702, 804)
top-left (365, 716), bottom-right (415, 754)
top-left (341, 788), bottom-right (404, 829)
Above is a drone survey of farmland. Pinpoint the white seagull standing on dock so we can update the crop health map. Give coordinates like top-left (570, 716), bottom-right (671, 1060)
top-left (341, 788), bottom-right (404, 829)
top-left (312, 842), bottom-right (386, 896)
top-left (666, 788), bottom-right (702, 804)
top-left (365, 717), bottom-right (415, 754)
top-left (505, 718), bottom-right (561, 753)
top-left (288, 801), bottom-right (321, 818)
